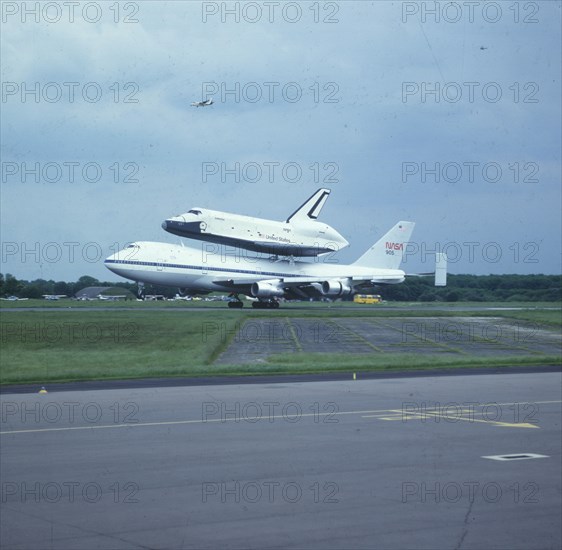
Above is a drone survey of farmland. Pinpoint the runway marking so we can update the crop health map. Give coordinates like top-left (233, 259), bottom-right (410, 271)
top-left (369, 318), bottom-right (468, 355)
top-left (0, 408), bottom-right (394, 435)
top-left (1, 401), bottom-right (559, 436)
top-left (363, 401), bottom-right (548, 429)
top-left (329, 320), bottom-right (384, 352)
top-left (284, 317), bottom-right (303, 352)
top-left (362, 406), bottom-right (542, 428)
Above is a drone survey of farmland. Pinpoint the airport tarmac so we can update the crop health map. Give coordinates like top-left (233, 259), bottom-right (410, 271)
top-left (1, 371), bottom-right (560, 549)
top-left (216, 316), bottom-right (562, 364)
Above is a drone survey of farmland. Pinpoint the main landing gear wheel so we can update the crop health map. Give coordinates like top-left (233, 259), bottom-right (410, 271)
top-left (252, 300), bottom-right (280, 309)
top-left (227, 293), bottom-right (244, 308)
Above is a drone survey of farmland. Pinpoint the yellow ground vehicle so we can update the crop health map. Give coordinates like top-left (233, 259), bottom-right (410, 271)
top-left (353, 294), bottom-right (382, 304)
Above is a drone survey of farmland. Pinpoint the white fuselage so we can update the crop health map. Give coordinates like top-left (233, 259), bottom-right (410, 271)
top-left (105, 241), bottom-right (405, 293)
top-left (161, 208), bottom-right (349, 256)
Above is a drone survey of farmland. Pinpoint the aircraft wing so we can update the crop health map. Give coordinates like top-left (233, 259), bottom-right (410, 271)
top-left (213, 276), bottom-right (340, 300)
top-left (213, 276), bottom-right (320, 287)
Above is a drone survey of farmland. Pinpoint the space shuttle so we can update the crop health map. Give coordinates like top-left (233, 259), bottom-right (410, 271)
top-left (161, 188), bottom-right (349, 257)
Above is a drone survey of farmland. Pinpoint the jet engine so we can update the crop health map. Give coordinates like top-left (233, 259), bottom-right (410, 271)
top-left (251, 281), bottom-right (284, 298)
top-left (321, 279), bottom-right (353, 297)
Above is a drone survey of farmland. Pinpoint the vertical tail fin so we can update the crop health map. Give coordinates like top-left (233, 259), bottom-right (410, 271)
top-left (435, 253), bottom-right (447, 286)
top-left (353, 221), bottom-right (415, 269)
top-left (286, 188), bottom-right (331, 223)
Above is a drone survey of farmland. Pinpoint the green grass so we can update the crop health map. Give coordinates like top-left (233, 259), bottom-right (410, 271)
top-left (1, 303), bottom-right (560, 386)
top-left (261, 353), bottom-right (561, 372)
top-left (2, 298), bottom-right (560, 310)
top-left (0, 311), bottom-right (241, 384)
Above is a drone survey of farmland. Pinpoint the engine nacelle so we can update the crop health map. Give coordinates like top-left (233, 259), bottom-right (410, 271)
top-left (321, 279), bottom-right (352, 297)
top-left (251, 281), bottom-right (284, 298)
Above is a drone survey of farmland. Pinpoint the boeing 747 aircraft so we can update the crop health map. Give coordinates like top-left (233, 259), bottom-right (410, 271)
top-left (162, 188), bottom-right (349, 257)
top-left (105, 222), bottom-right (447, 308)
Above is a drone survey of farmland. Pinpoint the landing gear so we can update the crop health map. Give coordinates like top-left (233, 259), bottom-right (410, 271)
top-left (252, 299), bottom-right (280, 309)
top-left (227, 293), bottom-right (244, 308)
top-left (137, 282), bottom-right (145, 299)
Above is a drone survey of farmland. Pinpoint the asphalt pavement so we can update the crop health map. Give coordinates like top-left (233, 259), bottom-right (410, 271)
top-left (1, 371), bottom-right (560, 549)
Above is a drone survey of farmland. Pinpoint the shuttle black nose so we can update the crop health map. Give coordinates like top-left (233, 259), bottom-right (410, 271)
top-left (161, 221), bottom-right (168, 230)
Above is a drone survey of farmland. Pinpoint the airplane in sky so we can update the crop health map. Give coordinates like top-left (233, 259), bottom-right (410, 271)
top-left (191, 97), bottom-right (214, 107)
top-left (161, 188), bottom-right (349, 257)
top-left (105, 221), bottom-right (447, 308)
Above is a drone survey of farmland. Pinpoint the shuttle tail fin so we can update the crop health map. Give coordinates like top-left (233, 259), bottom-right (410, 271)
top-left (286, 188), bottom-right (331, 223)
top-left (353, 221), bottom-right (415, 269)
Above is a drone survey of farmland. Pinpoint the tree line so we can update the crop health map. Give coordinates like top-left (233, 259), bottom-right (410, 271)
top-left (0, 273), bottom-right (560, 302)
top-left (378, 274), bottom-right (561, 302)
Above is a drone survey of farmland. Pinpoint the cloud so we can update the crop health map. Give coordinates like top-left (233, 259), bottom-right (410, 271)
top-left (1, 1), bottom-right (560, 279)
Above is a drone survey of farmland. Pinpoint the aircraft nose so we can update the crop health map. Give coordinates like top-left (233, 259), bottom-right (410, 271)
top-left (104, 252), bottom-right (119, 273)
top-left (161, 221), bottom-right (168, 230)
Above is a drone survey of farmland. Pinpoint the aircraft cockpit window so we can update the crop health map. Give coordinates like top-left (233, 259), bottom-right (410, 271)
top-left (126, 244), bottom-right (139, 249)
top-left (188, 209), bottom-right (202, 215)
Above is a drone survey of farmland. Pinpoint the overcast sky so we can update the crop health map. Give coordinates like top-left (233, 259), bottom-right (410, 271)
top-left (1, 0), bottom-right (561, 282)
